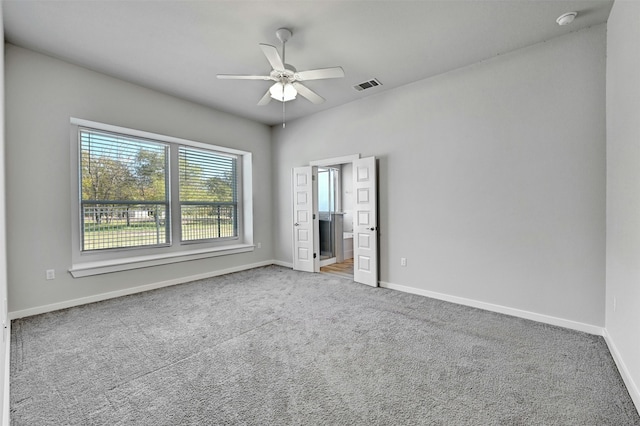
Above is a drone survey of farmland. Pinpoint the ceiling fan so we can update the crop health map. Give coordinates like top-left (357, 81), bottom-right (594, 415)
top-left (217, 28), bottom-right (345, 106)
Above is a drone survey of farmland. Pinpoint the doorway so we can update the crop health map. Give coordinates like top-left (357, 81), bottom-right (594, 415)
top-left (292, 155), bottom-right (378, 287)
top-left (320, 258), bottom-right (354, 278)
top-left (317, 166), bottom-right (340, 261)
top-left (317, 164), bottom-right (355, 277)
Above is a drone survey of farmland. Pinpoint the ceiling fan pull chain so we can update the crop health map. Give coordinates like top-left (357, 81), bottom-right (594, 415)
top-left (282, 98), bottom-right (286, 128)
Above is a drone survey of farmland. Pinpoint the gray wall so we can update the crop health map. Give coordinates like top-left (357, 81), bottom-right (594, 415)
top-left (0, 5), bottom-right (9, 421)
top-left (4, 11), bottom-right (635, 414)
top-left (606, 1), bottom-right (640, 409)
top-left (5, 45), bottom-right (273, 313)
top-left (273, 25), bottom-right (606, 327)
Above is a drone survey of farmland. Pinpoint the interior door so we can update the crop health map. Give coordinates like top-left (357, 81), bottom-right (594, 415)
top-left (292, 166), bottom-right (319, 273)
top-left (353, 156), bottom-right (378, 287)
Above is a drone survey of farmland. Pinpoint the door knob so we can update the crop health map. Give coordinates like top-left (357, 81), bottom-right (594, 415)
top-left (294, 223), bottom-right (299, 226)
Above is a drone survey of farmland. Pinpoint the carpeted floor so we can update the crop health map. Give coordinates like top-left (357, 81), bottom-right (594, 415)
top-left (10, 266), bottom-right (640, 425)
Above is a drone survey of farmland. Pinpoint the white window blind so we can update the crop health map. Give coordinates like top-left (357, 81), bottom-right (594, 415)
top-left (179, 146), bottom-right (239, 242)
top-left (80, 128), bottom-right (169, 251)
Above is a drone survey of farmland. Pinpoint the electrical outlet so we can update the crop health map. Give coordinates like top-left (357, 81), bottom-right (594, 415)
top-left (46, 269), bottom-right (55, 280)
top-left (257, 242), bottom-right (262, 249)
top-left (400, 258), bottom-right (407, 267)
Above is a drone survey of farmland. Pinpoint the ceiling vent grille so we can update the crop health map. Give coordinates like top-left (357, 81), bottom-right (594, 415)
top-left (353, 78), bottom-right (382, 92)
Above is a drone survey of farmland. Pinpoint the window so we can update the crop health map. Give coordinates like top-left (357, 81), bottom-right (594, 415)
top-left (179, 147), bottom-right (238, 242)
top-left (80, 129), bottom-right (170, 251)
top-left (317, 167), bottom-right (339, 219)
top-left (70, 118), bottom-right (253, 277)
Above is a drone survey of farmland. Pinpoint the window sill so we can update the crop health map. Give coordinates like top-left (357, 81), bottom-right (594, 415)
top-left (69, 244), bottom-right (255, 278)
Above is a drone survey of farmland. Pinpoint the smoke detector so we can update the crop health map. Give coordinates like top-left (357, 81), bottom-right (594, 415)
top-left (556, 12), bottom-right (577, 26)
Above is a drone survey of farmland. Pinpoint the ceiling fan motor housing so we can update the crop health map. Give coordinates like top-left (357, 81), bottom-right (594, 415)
top-left (276, 28), bottom-right (292, 44)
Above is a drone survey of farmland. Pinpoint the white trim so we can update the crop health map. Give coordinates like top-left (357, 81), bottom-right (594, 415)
top-left (69, 118), bottom-right (255, 274)
top-left (379, 281), bottom-right (604, 335)
top-left (319, 257), bottom-right (337, 267)
top-left (69, 244), bottom-right (255, 277)
top-left (272, 260), bottom-right (293, 269)
top-left (2, 321), bottom-right (9, 426)
top-left (70, 117), bottom-right (248, 156)
top-left (242, 152), bottom-right (254, 244)
top-left (12, 261), bottom-right (273, 320)
top-left (603, 329), bottom-right (640, 413)
top-left (310, 154), bottom-right (360, 167)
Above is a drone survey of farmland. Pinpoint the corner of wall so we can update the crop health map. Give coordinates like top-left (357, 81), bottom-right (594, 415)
top-left (605, 0), bottom-right (640, 416)
top-left (0, 2), bottom-right (10, 423)
top-left (602, 329), bottom-right (640, 413)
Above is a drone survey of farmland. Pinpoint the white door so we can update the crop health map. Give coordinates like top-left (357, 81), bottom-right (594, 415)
top-left (353, 157), bottom-right (378, 287)
top-left (292, 166), bottom-right (319, 273)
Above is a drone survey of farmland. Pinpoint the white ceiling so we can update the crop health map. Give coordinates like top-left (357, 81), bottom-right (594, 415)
top-left (3, 0), bottom-right (613, 126)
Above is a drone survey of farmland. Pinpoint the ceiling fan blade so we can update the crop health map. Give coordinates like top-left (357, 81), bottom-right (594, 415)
top-left (296, 67), bottom-right (345, 81)
top-left (292, 82), bottom-right (325, 104)
top-left (259, 43), bottom-right (284, 71)
top-left (257, 90), bottom-right (272, 106)
top-left (217, 74), bottom-right (272, 80)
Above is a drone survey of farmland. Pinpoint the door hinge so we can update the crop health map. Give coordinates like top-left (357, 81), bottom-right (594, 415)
top-left (313, 213), bottom-right (316, 220)
top-left (313, 253), bottom-right (317, 259)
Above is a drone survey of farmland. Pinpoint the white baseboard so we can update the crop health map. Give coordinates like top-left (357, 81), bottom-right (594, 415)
top-left (381, 280), bottom-right (638, 415)
top-left (272, 260), bottom-right (293, 269)
top-left (7, 265), bottom-right (604, 334)
top-left (379, 281), bottom-right (604, 336)
top-left (319, 258), bottom-right (336, 267)
top-left (9, 260), bottom-right (275, 320)
top-left (2, 321), bottom-right (9, 426)
top-left (603, 329), bottom-right (640, 413)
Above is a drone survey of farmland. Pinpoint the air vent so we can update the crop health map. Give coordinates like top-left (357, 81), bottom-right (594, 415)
top-left (353, 78), bottom-right (382, 92)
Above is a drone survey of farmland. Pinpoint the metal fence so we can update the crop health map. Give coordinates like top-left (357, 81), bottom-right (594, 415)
top-left (82, 201), bottom-right (237, 250)
top-left (181, 203), bottom-right (237, 241)
top-left (82, 202), bottom-right (169, 251)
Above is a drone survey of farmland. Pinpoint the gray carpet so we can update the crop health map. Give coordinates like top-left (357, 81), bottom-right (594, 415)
top-left (10, 266), bottom-right (640, 425)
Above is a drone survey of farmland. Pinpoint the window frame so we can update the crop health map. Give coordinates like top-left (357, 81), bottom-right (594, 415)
top-left (79, 127), bottom-right (172, 252)
top-left (177, 145), bottom-right (241, 244)
top-left (69, 118), bottom-right (254, 277)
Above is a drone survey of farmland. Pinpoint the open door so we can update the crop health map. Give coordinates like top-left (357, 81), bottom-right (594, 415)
top-left (353, 157), bottom-right (378, 287)
top-left (292, 166), bottom-right (319, 273)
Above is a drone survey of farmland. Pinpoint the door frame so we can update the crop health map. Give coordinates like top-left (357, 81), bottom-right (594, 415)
top-left (308, 154), bottom-right (379, 287)
top-left (310, 154), bottom-right (361, 168)
top-left (292, 155), bottom-right (359, 274)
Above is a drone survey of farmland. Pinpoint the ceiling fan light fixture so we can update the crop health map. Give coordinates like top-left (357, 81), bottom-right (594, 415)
top-left (269, 82), bottom-right (297, 102)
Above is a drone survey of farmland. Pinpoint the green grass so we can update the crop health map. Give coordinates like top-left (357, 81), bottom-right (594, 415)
top-left (83, 218), bottom-right (236, 250)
